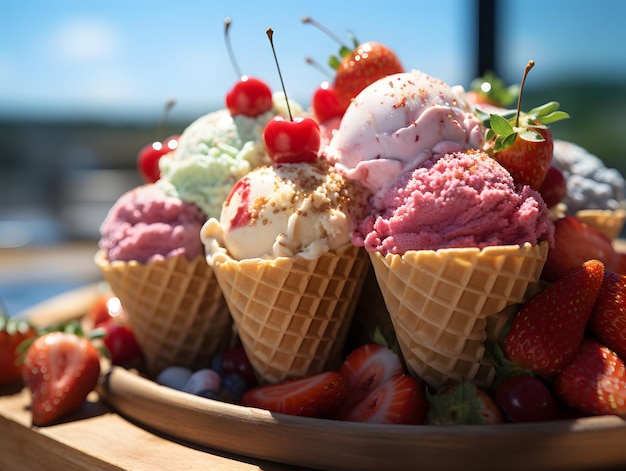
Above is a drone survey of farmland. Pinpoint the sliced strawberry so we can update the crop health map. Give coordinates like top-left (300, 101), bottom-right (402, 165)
top-left (338, 343), bottom-right (405, 414)
top-left (22, 331), bottom-right (101, 426)
top-left (503, 259), bottom-right (605, 376)
top-left (554, 337), bottom-right (626, 417)
top-left (589, 269), bottom-right (626, 360)
top-left (427, 381), bottom-right (505, 425)
top-left (340, 374), bottom-right (426, 425)
top-left (240, 371), bottom-right (347, 419)
top-left (543, 216), bottom-right (626, 281)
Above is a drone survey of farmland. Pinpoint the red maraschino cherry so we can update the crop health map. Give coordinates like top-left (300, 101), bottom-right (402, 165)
top-left (262, 28), bottom-right (320, 164)
top-left (138, 136), bottom-right (178, 183)
top-left (224, 18), bottom-right (272, 117)
top-left (304, 56), bottom-right (344, 123)
top-left (137, 98), bottom-right (179, 183)
top-left (310, 81), bottom-right (344, 124)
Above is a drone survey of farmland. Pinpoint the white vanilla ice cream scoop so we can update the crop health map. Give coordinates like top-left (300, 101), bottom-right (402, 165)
top-left (324, 70), bottom-right (484, 194)
top-left (201, 160), bottom-right (369, 261)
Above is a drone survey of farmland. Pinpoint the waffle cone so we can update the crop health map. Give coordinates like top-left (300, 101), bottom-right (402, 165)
top-left (575, 209), bottom-right (626, 240)
top-left (369, 242), bottom-right (548, 390)
top-left (209, 244), bottom-right (369, 384)
top-left (94, 250), bottom-right (235, 375)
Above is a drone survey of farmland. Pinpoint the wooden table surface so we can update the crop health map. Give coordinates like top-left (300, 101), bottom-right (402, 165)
top-left (0, 385), bottom-right (309, 471)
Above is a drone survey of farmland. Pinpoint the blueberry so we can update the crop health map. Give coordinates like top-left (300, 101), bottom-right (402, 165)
top-left (156, 366), bottom-right (193, 391)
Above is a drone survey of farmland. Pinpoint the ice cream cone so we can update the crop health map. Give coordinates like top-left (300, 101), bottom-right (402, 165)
top-left (208, 244), bottom-right (369, 384)
top-left (368, 241), bottom-right (549, 390)
top-left (94, 250), bottom-right (235, 375)
top-left (575, 209), bottom-right (626, 240)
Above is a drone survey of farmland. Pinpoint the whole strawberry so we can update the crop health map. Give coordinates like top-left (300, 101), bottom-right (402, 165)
top-left (23, 331), bottom-right (101, 426)
top-left (484, 61), bottom-right (569, 190)
top-left (589, 269), bottom-right (626, 360)
top-left (503, 259), bottom-right (605, 377)
top-left (0, 314), bottom-right (36, 385)
top-left (554, 337), bottom-right (626, 417)
top-left (542, 216), bottom-right (626, 282)
top-left (302, 17), bottom-right (403, 112)
top-left (426, 381), bottom-right (504, 425)
top-left (333, 41), bottom-right (403, 111)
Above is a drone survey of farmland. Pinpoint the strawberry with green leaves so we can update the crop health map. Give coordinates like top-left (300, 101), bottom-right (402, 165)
top-left (0, 314), bottom-right (36, 385)
top-left (589, 269), bottom-right (626, 360)
top-left (22, 329), bottom-right (101, 426)
top-left (483, 60), bottom-right (569, 190)
top-left (426, 381), bottom-right (504, 425)
top-left (302, 17), bottom-right (403, 113)
top-left (468, 70), bottom-right (519, 108)
top-left (554, 337), bottom-right (626, 418)
top-left (503, 259), bottom-right (605, 377)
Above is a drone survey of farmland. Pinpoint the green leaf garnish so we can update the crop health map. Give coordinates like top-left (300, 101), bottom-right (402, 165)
top-left (470, 71), bottom-right (519, 107)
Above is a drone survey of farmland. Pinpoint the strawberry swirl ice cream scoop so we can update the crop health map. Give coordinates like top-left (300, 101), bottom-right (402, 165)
top-left (357, 150), bottom-right (554, 254)
top-left (324, 70), bottom-right (484, 194)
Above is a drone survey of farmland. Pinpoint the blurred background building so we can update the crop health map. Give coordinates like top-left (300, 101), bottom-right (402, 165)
top-left (1, 0), bottom-right (625, 312)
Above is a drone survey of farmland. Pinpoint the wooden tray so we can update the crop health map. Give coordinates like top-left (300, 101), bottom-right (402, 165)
top-left (24, 285), bottom-right (626, 471)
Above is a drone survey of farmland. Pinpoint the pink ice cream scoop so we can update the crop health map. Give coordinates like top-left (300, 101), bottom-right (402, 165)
top-left (99, 184), bottom-right (207, 263)
top-left (324, 70), bottom-right (484, 195)
top-left (356, 151), bottom-right (554, 255)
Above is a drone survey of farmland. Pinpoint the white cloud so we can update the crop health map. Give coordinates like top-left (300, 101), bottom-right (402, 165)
top-left (49, 17), bottom-right (121, 63)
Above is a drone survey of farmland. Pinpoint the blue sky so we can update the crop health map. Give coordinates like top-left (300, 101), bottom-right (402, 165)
top-left (1, 0), bottom-right (625, 122)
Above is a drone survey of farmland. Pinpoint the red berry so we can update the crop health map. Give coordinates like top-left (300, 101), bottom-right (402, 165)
top-left (493, 125), bottom-right (553, 190)
top-left (554, 337), bottom-right (626, 417)
top-left (311, 82), bottom-right (345, 123)
top-left (538, 165), bottom-right (567, 208)
top-left (504, 259), bottom-right (605, 376)
top-left (137, 135), bottom-right (178, 183)
top-left (334, 42), bottom-right (403, 110)
top-left (589, 269), bottom-right (626, 360)
top-left (427, 381), bottom-right (505, 425)
top-left (340, 374), bottom-right (427, 425)
top-left (101, 318), bottom-right (142, 366)
top-left (262, 116), bottom-right (321, 163)
top-left (542, 216), bottom-right (626, 282)
top-left (22, 332), bottom-right (101, 426)
top-left (241, 371), bottom-right (347, 419)
top-left (494, 375), bottom-right (557, 422)
top-left (225, 76), bottom-right (273, 117)
top-left (220, 346), bottom-right (257, 387)
top-left (337, 343), bottom-right (404, 414)
top-left (0, 315), bottom-right (36, 385)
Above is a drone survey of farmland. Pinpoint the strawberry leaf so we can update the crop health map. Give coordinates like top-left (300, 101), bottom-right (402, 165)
top-left (489, 113), bottom-right (515, 137)
top-left (538, 110), bottom-right (570, 124)
top-left (493, 132), bottom-right (518, 152)
top-left (470, 71), bottom-right (519, 107)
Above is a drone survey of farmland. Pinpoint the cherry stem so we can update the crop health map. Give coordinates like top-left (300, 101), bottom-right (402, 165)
top-left (515, 59), bottom-right (535, 128)
top-left (224, 17), bottom-right (243, 79)
top-left (301, 16), bottom-right (347, 48)
top-left (156, 98), bottom-right (176, 141)
top-left (266, 28), bottom-right (293, 121)
top-left (305, 56), bottom-right (333, 79)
